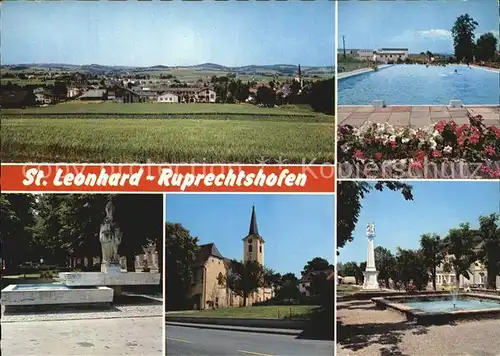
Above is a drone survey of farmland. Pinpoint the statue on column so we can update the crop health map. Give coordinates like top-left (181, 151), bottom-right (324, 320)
top-left (99, 200), bottom-right (122, 267)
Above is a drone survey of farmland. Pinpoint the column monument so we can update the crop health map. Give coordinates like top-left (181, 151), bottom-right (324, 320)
top-left (363, 223), bottom-right (380, 290)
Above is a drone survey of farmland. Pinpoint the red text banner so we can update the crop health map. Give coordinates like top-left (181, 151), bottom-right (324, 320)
top-left (1, 164), bottom-right (335, 193)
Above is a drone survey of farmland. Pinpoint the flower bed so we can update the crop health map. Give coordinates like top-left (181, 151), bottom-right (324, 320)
top-left (338, 112), bottom-right (500, 178)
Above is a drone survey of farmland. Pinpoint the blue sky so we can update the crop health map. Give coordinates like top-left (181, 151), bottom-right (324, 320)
top-left (2, 1), bottom-right (334, 67)
top-left (166, 194), bottom-right (334, 278)
top-left (338, 0), bottom-right (499, 54)
top-left (338, 181), bottom-right (500, 263)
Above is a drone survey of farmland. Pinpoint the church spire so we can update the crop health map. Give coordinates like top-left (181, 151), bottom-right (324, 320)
top-left (249, 205), bottom-right (259, 236)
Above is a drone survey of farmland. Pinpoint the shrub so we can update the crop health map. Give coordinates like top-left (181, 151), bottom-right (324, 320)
top-left (338, 112), bottom-right (500, 178)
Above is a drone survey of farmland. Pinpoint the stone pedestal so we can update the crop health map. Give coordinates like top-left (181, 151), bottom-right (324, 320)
top-left (363, 269), bottom-right (380, 290)
top-left (101, 263), bottom-right (122, 274)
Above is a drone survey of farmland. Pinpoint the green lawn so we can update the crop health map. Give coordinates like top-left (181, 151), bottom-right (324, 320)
top-left (337, 284), bottom-right (363, 296)
top-left (2, 102), bottom-right (324, 116)
top-left (1, 118), bottom-right (334, 163)
top-left (177, 305), bottom-right (319, 319)
top-left (337, 57), bottom-right (371, 73)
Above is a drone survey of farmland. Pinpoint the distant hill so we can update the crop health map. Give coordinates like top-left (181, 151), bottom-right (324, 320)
top-left (1, 63), bottom-right (335, 76)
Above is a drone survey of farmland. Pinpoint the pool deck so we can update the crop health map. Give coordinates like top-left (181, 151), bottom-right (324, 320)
top-left (337, 64), bottom-right (392, 80)
top-left (337, 105), bottom-right (500, 128)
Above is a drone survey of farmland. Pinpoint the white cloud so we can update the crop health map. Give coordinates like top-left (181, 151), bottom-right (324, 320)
top-left (392, 29), bottom-right (452, 42)
top-left (417, 29), bottom-right (452, 40)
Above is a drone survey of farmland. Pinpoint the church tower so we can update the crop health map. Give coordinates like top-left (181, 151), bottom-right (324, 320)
top-left (242, 205), bottom-right (265, 266)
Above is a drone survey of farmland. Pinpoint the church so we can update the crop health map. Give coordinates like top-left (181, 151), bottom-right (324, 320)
top-left (188, 205), bottom-right (273, 310)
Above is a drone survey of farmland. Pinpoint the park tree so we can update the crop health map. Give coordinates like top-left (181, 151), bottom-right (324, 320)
top-left (113, 194), bottom-right (164, 271)
top-left (308, 78), bottom-right (334, 115)
top-left (32, 194), bottom-right (163, 271)
top-left (475, 32), bottom-right (498, 62)
top-left (0, 194), bottom-right (36, 270)
top-left (255, 86), bottom-right (276, 107)
top-left (263, 267), bottom-right (281, 291)
top-left (338, 261), bottom-right (359, 278)
top-left (476, 214), bottom-right (500, 289)
top-left (420, 233), bottom-right (446, 291)
top-left (337, 181), bottom-right (414, 250)
top-left (451, 14), bottom-right (478, 63)
top-left (444, 223), bottom-right (477, 289)
top-left (374, 246), bottom-right (396, 288)
top-left (226, 259), bottom-right (265, 307)
top-left (395, 248), bottom-right (429, 290)
top-left (276, 272), bottom-right (300, 301)
top-left (165, 222), bottom-right (199, 310)
top-left (302, 257), bottom-right (332, 277)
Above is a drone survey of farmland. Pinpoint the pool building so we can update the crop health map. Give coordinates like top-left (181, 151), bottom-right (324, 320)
top-left (338, 48), bottom-right (409, 63)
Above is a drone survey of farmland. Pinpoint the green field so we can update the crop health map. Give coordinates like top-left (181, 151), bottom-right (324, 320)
top-left (175, 305), bottom-right (319, 319)
top-left (3, 102), bottom-right (323, 116)
top-left (2, 102), bottom-right (334, 163)
top-left (2, 78), bottom-right (56, 86)
top-left (1, 118), bottom-right (334, 163)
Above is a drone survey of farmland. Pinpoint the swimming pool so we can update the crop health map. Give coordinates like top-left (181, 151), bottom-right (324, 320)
top-left (338, 64), bottom-right (500, 105)
top-left (402, 297), bottom-right (500, 313)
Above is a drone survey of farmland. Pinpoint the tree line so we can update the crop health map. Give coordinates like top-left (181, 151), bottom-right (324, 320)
top-left (452, 14), bottom-right (498, 63)
top-left (210, 75), bottom-right (334, 115)
top-left (166, 222), bottom-right (333, 311)
top-left (338, 214), bottom-right (500, 290)
top-left (1, 194), bottom-right (163, 273)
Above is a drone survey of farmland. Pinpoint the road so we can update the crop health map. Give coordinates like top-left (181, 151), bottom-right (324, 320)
top-left (166, 324), bottom-right (334, 356)
top-left (2, 316), bottom-right (163, 356)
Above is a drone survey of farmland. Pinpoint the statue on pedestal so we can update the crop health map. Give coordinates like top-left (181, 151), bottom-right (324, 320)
top-left (99, 200), bottom-right (122, 268)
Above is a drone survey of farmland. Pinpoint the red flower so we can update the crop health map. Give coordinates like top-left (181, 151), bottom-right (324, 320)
top-left (354, 149), bottom-right (365, 160)
top-left (488, 126), bottom-right (500, 139)
top-left (435, 120), bottom-right (446, 133)
top-left (416, 150), bottom-right (427, 162)
top-left (432, 150), bottom-right (442, 158)
top-left (469, 133), bottom-right (480, 145)
top-left (410, 161), bottom-right (423, 169)
top-left (484, 145), bottom-right (496, 156)
top-left (374, 152), bottom-right (383, 160)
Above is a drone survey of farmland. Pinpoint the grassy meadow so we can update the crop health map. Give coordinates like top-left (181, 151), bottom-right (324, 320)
top-left (174, 305), bottom-right (319, 319)
top-left (337, 56), bottom-right (370, 73)
top-left (1, 103), bottom-right (334, 163)
top-left (3, 102), bottom-right (322, 116)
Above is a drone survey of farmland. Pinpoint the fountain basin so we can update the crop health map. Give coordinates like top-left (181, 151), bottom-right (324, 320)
top-left (58, 271), bottom-right (161, 286)
top-left (1, 284), bottom-right (113, 306)
top-left (372, 293), bottom-right (500, 325)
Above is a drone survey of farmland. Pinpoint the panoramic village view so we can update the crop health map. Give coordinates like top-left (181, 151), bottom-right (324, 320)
top-left (1, 194), bottom-right (164, 355)
top-left (165, 194), bottom-right (334, 355)
top-left (0, 1), bottom-right (334, 164)
top-left (336, 181), bottom-right (500, 356)
top-left (336, 0), bottom-right (500, 179)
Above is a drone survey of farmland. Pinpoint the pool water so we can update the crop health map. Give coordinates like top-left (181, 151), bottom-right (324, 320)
top-left (402, 298), bottom-right (500, 312)
top-left (338, 64), bottom-right (500, 105)
top-left (13, 284), bottom-right (70, 290)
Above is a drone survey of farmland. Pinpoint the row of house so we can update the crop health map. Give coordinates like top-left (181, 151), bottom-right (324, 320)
top-left (339, 48), bottom-right (410, 63)
top-left (77, 85), bottom-right (217, 104)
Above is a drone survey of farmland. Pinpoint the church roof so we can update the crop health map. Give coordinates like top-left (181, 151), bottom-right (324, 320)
top-left (194, 243), bottom-right (224, 266)
top-left (249, 205), bottom-right (259, 236)
top-left (243, 205), bottom-right (265, 242)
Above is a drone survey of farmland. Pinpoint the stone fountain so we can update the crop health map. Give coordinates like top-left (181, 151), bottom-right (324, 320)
top-left (2, 200), bottom-right (161, 308)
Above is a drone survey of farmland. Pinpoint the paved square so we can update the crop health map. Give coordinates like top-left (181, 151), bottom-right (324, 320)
top-left (337, 105), bottom-right (500, 128)
top-left (1, 316), bottom-right (163, 356)
top-left (337, 300), bottom-right (500, 356)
